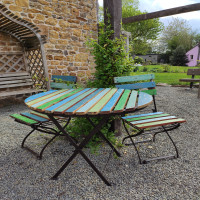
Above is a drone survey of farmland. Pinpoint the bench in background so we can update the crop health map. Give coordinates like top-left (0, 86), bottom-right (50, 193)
top-left (0, 72), bottom-right (41, 99)
top-left (50, 75), bottom-right (77, 90)
top-left (179, 69), bottom-right (200, 98)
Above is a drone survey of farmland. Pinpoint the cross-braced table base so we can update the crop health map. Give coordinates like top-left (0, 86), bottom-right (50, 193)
top-left (48, 114), bottom-right (121, 186)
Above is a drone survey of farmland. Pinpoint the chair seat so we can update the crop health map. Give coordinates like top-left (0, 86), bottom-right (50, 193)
top-left (122, 112), bottom-right (186, 129)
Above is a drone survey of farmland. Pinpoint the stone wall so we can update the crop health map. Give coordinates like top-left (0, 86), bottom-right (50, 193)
top-left (1, 0), bottom-right (98, 83)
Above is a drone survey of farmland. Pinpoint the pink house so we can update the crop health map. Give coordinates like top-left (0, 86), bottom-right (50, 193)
top-left (186, 44), bottom-right (200, 66)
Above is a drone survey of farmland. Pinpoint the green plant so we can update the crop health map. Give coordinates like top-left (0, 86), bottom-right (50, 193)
top-left (162, 64), bottom-right (170, 72)
top-left (66, 20), bottom-right (132, 153)
top-left (133, 56), bottom-right (144, 64)
top-left (133, 66), bottom-right (139, 72)
top-left (142, 66), bottom-right (148, 72)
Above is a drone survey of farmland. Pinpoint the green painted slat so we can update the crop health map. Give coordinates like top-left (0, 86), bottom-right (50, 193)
top-left (10, 114), bottom-right (37, 124)
top-left (88, 88), bottom-right (117, 114)
top-left (36, 88), bottom-right (83, 110)
top-left (114, 74), bottom-right (155, 83)
top-left (140, 89), bottom-right (157, 96)
top-left (126, 113), bottom-right (170, 122)
top-left (27, 90), bottom-right (65, 106)
top-left (114, 89), bottom-right (131, 112)
top-left (126, 90), bottom-right (138, 110)
top-left (136, 118), bottom-right (186, 129)
top-left (54, 88), bottom-right (97, 113)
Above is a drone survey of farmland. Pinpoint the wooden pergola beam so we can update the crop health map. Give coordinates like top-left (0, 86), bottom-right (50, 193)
top-left (122, 3), bottom-right (200, 24)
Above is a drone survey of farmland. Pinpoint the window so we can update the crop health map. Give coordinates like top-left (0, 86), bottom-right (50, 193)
top-left (190, 55), bottom-right (193, 59)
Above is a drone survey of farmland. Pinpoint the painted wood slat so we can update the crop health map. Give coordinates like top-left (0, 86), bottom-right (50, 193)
top-left (65, 88), bottom-right (103, 115)
top-left (130, 116), bottom-right (177, 125)
top-left (75, 88), bottom-right (111, 115)
top-left (115, 82), bottom-right (156, 90)
top-left (30, 90), bottom-right (74, 108)
top-left (10, 114), bottom-right (37, 125)
top-left (30, 111), bottom-right (50, 119)
top-left (113, 89), bottom-right (131, 113)
top-left (21, 112), bottom-right (49, 122)
top-left (136, 118), bottom-right (186, 129)
top-left (126, 90), bottom-right (138, 111)
top-left (114, 74), bottom-right (155, 83)
top-left (36, 88), bottom-right (83, 111)
top-left (26, 90), bottom-right (65, 106)
top-left (88, 89), bottom-right (118, 114)
top-left (122, 112), bottom-right (163, 120)
top-left (50, 82), bottom-right (74, 89)
top-left (137, 92), bottom-right (153, 108)
top-left (49, 88), bottom-right (96, 113)
top-left (125, 113), bottom-right (170, 122)
top-left (140, 89), bottom-right (157, 96)
top-left (25, 90), bottom-right (56, 103)
top-left (100, 89), bottom-right (124, 114)
top-left (52, 75), bottom-right (77, 82)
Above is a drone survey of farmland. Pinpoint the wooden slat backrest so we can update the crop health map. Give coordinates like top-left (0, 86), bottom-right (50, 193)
top-left (187, 69), bottom-right (200, 76)
top-left (51, 75), bottom-right (77, 83)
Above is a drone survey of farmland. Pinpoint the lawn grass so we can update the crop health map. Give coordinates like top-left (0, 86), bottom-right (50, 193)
top-left (131, 65), bottom-right (200, 85)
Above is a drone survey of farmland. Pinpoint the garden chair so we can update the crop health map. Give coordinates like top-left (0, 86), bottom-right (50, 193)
top-left (122, 112), bottom-right (186, 164)
top-left (10, 111), bottom-right (73, 159)
top-left (114, 74), bottom-right (157, 112)
top-left (50, 75), bottom-right (77, 90)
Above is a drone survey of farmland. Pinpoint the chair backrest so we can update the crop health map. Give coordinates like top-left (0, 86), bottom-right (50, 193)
top-left (187, 69), bottom-right (200, 76)
top-left (50, 75), bottom-right (77, 89)
top-left (114, 74), bottom-right (156, 96)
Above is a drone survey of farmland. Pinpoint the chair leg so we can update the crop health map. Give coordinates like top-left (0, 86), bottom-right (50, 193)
top-left (152, 95), bottom-right (157, 112)
top-left (21, 128), bottom-right (36, 148)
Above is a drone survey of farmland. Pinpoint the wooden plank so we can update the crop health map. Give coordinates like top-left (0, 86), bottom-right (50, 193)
top-left (25, 90), bottom-right (56, 103)
top-left (0, 75), bottom-right (31, 82)
top-left (122, 3), bottom-right (200, 24)
top-left (126, 90), bottom-right (138, 111)
top-left (130, 116), bottom-right (176, 125)
top-left (30, 89), bottom-right (75, 108)
top-left (30, 111), bottom-right (50, 119)
top-left (136, 118), bottom-right (186, 129)
top-left (125, 113), bottom-right (170, 122)
top-left (75, 88), bottom-right (111, 115)
top-left (26, 90), bottom-right (65, 105)
top-left (0, 72), bottom-right (29, 77)
top-left (179, 79), bottom-right (200, 82)
top-left (51, 75), bottom-right (77, 83)
top-left (88, 88), bottom-right (118, 114)
top-left (187, 69), bottom-right (200, 75)
top-left (45, 88), bottom-right (92, 113)
top-left (0, 79), bottom-right (32, 85)
top-left (101, 89), bottom-right (124, 114)
top-left (137, 92), bottom-right (153, 109)
top-left (140, 89), bottom-right (157, 96)
top-left (0, 82), bottom-right (32, 89)
top-left (122, 112), bottom-right (163, 120)
top-left (113, 89), bottom-right (131, 113)
top-left (21, 112), bottom-right (49, 122)
top-left (115, 82), bottom-right (156, 90)
top-left (10, 114), bottom-right (37, 125)
top-left (35, 88), bottom-right (83, 110)
top-left (50, 82), bottom-right (75, 89)
top-left (65, 88), bottom-right (103, 115)
top-left (114, 74), bottom-right (154, 83)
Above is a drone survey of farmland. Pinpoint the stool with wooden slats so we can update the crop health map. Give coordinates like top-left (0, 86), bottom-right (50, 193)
top-left (122, 112), bottom-right (186, 164)
top-left (10, 111), bottom-right (71, 159)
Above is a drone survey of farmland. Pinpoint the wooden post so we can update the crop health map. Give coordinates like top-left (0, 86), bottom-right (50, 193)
top-left (104, 0), bottom-right (122, 38)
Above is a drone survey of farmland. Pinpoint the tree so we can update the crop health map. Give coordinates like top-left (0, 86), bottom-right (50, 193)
top-left (170, 45), bottom-right (189, 66)
top-left (160, 18), bottom-right (197, 53)
top-left (122, 0), bottom-right (163, 55)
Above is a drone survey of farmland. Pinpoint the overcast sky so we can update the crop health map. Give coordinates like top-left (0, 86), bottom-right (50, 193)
top-left (98, 0), bottom-right (200, 33)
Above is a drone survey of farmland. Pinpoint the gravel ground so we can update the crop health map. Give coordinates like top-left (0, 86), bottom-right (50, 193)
top-left (0, 86), bottom-right (200, 200)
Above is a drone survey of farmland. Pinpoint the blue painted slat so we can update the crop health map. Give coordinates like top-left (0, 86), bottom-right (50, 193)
top-left (100, 89), bottom-right (124, 113)
top-left (21, 112), bottom-right (49, 122)
top-left (137, 92), bottom-right (153, 108)
top-left (122, 112), bottom-right (163, 119)
top-left (51, 75), bottom-right (77, 83)
top-left (114, 74), bottom-right (155, 83)
top-left (115, 82), bottom-right (156, 90)
top-left (65, 88), bottom-right (103, 114)
top-left (50, 82), bottom-right (74, 89)
top-left (31, 90), bottom-right (73, 108)
top-left (45, 88), bottom-right (91, 112)
top-left (24, 90), bottom-right (56, 103)
top-left (126, 90), bottom-right (138, 110)
top-left (130, 116), bottom-right (176, 125)
top-left (76, 88), bottom-right (111, 114)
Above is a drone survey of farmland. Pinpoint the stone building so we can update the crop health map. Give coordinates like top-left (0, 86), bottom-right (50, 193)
top-left (0, 0), bottom-right (98, 83)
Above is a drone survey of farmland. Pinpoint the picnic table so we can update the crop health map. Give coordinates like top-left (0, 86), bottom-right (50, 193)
top-left (24, 88), bottom-right (153, 185)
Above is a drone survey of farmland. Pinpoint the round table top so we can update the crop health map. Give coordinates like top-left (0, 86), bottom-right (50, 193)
top-left (25, 88), bottom-right (153, 116)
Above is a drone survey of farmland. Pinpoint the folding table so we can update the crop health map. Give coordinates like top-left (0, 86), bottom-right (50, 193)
top-left (25, 88), bottom-right (153, 185)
